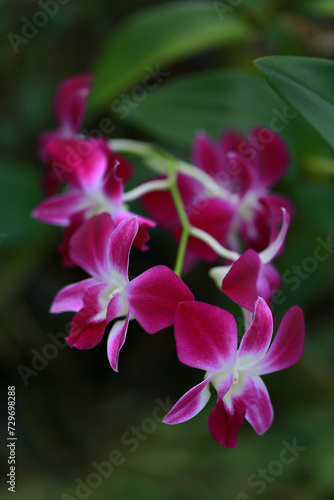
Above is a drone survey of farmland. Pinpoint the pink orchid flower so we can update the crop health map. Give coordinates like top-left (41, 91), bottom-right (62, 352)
top-left (163, 298), bottom-right (305, 447)
top-left (38, 74), bottom-right (93, 195)
top-left (211, 209), bottom-right (290, 312)
top-left (193, 128), bottom-right (294, 252)
top-left (142, 127), bottom-right (293, 263)
top-left (33, 151), bottom-right (154, 266)
top-left (50, 213), bottom-right (194, 371)
top-left (38, 74), bottom-right (133, 195)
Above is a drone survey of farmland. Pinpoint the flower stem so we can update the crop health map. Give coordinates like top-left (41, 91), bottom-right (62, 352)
top-left (168, 164), bottom-right (191, 277)
top-left (123, 178), bottom-right (170, 202)
top-left (174, 226), bottom-right (189, 277)
top-left (189, 226), bottom-right (240, 262)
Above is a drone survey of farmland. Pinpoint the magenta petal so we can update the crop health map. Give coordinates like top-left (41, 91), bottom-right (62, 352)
top-left (163, 376), bottom-right (213, 425)
top-left (70, 213), bottom-right (116, 279)
top-left (57, 211), bottom-right (86, 267)
top-left (45, 137), bottom-right (108, 191)
top-left (54, 74), bottom-right (93, 132)
top-left (106, 293), bottom-right (126, 324)
top-left (107, 216), bottom-right (139, 278)
top-left (222, 249), bottom-right (262, 312)
top-left (125, 265), bottom-right (194, 334)
top-left (102, 160), bottom-right (124, 207)
top-left (254, 306), bottom-right (305, 375)
top-left (66, 310), bottom-right (106, 349)
top-left (193, 132), bottom-right (224, 180)
top-left (260, 263), bottom-right (281, 298)
top-left (260, 192), bottom-right (295, 221)
top-left (220, 130), bottom-right (245, 155)
top-left (50, 278), bottom-right (97, 313)
top-left (173, 301), bottom-right (237, 372)
top-left (209, 375), bottom-right (258, 447)
top-left (208, 399), bottom-right (245, 448)
top-left (237, 298), bottom-right (273, 367)
top-left (245, 375), bottom-right (273, 434)
top-left (107, 313), bottom-right (130, 372)
top-left (250, 127), bottom-right (290, 188)
top-left (225, 152), bottom-right (255, 197)
top-left (114, 211), bottom-right (156, 251)
top-left (66, 283), bottom-right (110, 348)
top-left (32, 191), bottom-right (85, 226)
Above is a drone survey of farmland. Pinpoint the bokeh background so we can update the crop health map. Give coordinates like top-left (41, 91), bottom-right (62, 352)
top-left (1, 1), bottom-right (334, 499)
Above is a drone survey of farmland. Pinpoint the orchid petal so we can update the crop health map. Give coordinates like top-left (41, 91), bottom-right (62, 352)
top-left (45, 137), bottom-right (108, 191)
top-left (220, 130), bottom-right (245, 155)
top-left (54, 74), bottom-right (93, 132)
top-left (114, 211), bottom-right (156, 251)
top-left (173, 301), bottom-right (237, 372)
top-left (252, 306), bottom-right (305, 375)
top-left (107, 313), bottom-right (130, 372)
top-left (208, 374), bottom-right (258, 447)
top-left (50, 278), bottom-right (97, 313)
top-left (193, 131), bottom-right (224, 180)
top-left (106, 293), bottom-right (128, 324)
top-left (260, 263), bottom-right (281, 297)
top-left (66, 310), bottom-right (106, 349)
top-left (125, 266), bottom-right (194, 334)
top-left (245, 375), bottom-right (273, 434)
top-left (65, 283), bottom-right (111, 348)
top-left (222, 249), bottom-right (261, 312)
top-left (260, 192), bottom-right (295, 221)
top-left (208, 398), bottom-right (245, 448)
top-left (57, 211), bottom-right (86, 267)
top-left (32, 191), bottom-right (85, 226)
top-left (237, 298), bottom-right (273, 369)
top-left (259, 209), bottom-right (290, 264)
top-left (163, 376), bottom-right (213, 425)
top-left (70, 213), bottom-right (115, 280)
top-left (209, 265), bottom-right (232, 289)
top-left (106, 216), bottom-right (139, 279)
top-left (225, 152), bottom-right (255, 197)
top-left (250, 127), bottom-right (290, 189)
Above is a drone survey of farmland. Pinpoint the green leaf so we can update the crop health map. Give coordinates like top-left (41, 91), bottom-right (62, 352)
top-left (89, 2), bottom-right (253, 111)
top-left (123, 68), bottom-right (324, 161)
top-left (254, 56), bottom-right (334, 152)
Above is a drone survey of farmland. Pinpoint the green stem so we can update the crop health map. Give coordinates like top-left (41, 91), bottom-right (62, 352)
top-left (168, 165), bottom-right (190, 277)
top-left (174, 226), bottom-right (189, 277)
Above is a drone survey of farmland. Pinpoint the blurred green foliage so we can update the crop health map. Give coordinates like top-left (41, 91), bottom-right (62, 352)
top-left (1, 1), bottom-right (334, 499)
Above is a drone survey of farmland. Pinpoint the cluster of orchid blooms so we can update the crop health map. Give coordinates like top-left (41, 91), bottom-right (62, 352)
top-left (33, 74), bottom-right (305, 448)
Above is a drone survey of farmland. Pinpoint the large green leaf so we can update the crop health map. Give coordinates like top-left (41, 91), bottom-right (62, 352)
top-left (124, 68), bottom-right (324, 161)
top-left (254, 56), bottom-right (334, 152)
top-left (89, 2), bottom-right (252, 111)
